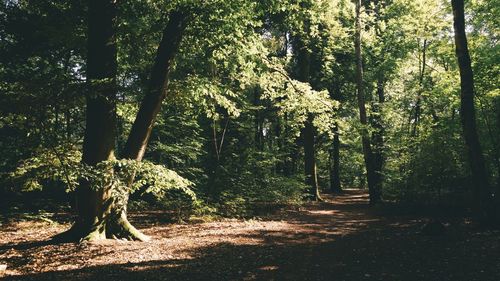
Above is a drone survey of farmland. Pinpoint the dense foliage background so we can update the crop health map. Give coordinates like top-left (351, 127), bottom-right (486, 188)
top-left (0, 0), bottom-right (498, 219)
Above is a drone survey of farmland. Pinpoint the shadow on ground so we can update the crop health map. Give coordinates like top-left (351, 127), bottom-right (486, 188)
top-left (1, 190), bottom-right (499, 281)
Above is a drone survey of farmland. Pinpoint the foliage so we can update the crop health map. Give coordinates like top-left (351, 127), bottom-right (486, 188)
top-left (8, 144), bottom-right (82, 192)
top-left (1, 0), bottom-right (498, 218)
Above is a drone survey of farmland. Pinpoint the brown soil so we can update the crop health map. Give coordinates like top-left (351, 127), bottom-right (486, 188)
top-left (1, 190), bottom-right (499, 281)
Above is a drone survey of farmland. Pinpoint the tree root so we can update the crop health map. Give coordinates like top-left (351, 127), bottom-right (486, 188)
top-left (52, 211), bottom-right (149, 243)
top-left (105, 211), bottom-right (150, 242)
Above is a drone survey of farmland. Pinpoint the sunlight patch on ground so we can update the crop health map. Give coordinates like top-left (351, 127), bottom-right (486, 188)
top-left (306, 210), bottom-right (339, 215)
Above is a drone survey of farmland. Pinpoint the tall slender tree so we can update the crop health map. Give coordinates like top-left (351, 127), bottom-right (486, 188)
top-left (296, 38), bottom-right (321, 201)
top-left (354, 0), bottom-right (380, 204)
top-left (123, 10), bottom-right (188, 161)
top-left (451, 0), bottom-right (491, 219)
top-left (330, 124), bottom-right (342, 193)
top-left (370, 77), bottom-right (385, 195)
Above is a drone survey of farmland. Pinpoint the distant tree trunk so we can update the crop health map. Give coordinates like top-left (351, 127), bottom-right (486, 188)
top-left (283, 113), bottom-right (299, 176)
top-left (411, 39), bottom-right (427, 136)
top-left (330, 124), bottom-right (342, 193)
top-left (303, 114), bottom-right (321, 200)
top-left (329, 74), bottom-right (343, 194)
top-left (253, 88), bottom-right (264, 151)
top-left (65, 109), bottom-right (71, 140)
top-left (355, 0), bottom-right (380, 204)
top-left (371, 77), bottom-right (385, 196)
top-left (296, 38), bottom-right (321, 201)
top-left (275, 115), bottom-right (285, 174)
top-left (451, 0), bottom-right (491, 219)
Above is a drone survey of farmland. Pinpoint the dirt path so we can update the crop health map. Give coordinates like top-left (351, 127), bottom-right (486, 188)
top-left (1, 190), bottom-right (499, 281)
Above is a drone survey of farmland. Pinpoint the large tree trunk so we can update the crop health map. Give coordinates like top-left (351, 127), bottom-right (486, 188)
top-left (71, 0), bottom-right (119, 241)
top-left (56, 7), bottom-right (187, 242)
top-left (355, 0), bottom-right (381, 204)
top-left (451, 0), bottom-right (491, 219)
top-left (56, 0), bottom-right (146, 242)
top-left (296, 38), bottom-right (321, 201)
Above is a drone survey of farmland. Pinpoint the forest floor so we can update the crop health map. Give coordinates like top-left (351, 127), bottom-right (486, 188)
top-left (1, 189), bottom-right (499, 281)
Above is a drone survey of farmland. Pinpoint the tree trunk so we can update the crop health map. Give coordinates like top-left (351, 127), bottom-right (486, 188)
top-left (451, 0), bottom-right (491, 219)
top-left (56, 0), bottom-right (146, 242)
top-left (283, 113), bottom-right (299, 176)
top-left (72, 0), bottom-right (119, 241)
top-left (411, 39), bottom-right (427, 137)
top-left (371, 77), bottom-right (385, 197)
top-left (65, 109), bottom-right (71, 140)
top-left (355, 0), bottom-right (380, 204)
top-left (296, 38), bottom-right (321, 201)
top-left (118, 9), bottom-right (187, 233)
top-left (330, 124), bottom-right (342, 193)
top-left (303, 114), bottom-right (321, 200)
top-left (56, 7), bottom-right (188, 242)
top-left (123, 10), bottom-right (188, 160)
top-left (253, 88), bottom-right (264, 151)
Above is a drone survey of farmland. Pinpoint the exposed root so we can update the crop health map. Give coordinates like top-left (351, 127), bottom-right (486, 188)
top-left (81, 229), bottom-right (106, 242)
top-left (52, 212), bottom-right (149, 243)
top-left (106, 211), bottom-right (150, 242)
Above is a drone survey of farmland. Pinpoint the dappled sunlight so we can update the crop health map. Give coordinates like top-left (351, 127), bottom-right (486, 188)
top-left (1, 0), bottom-right (498, 279)
top-left (1, 192), bottom-right (380, 278)
top-left (0, 190), bottom-right (379, 278)
top-left (305, 209), bottom-right (338, 215)
top-left (2, 190), bottom-right (499, 281)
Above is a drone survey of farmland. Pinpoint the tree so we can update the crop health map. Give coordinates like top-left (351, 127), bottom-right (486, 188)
top-left (354, 0), bottom-right (381, 204)
top-left (451, 0), bottom-right (491, 219)
top-left (58, 2), bottom-right (188, 242)
top-left (330, 124), bottom-right (342, 193)
top-left (58, 0), bottom-right (127, 241)
top-left (123, 10), bottom-right (188, 162)
top-left (296, 38), bottom-right (322, 201)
